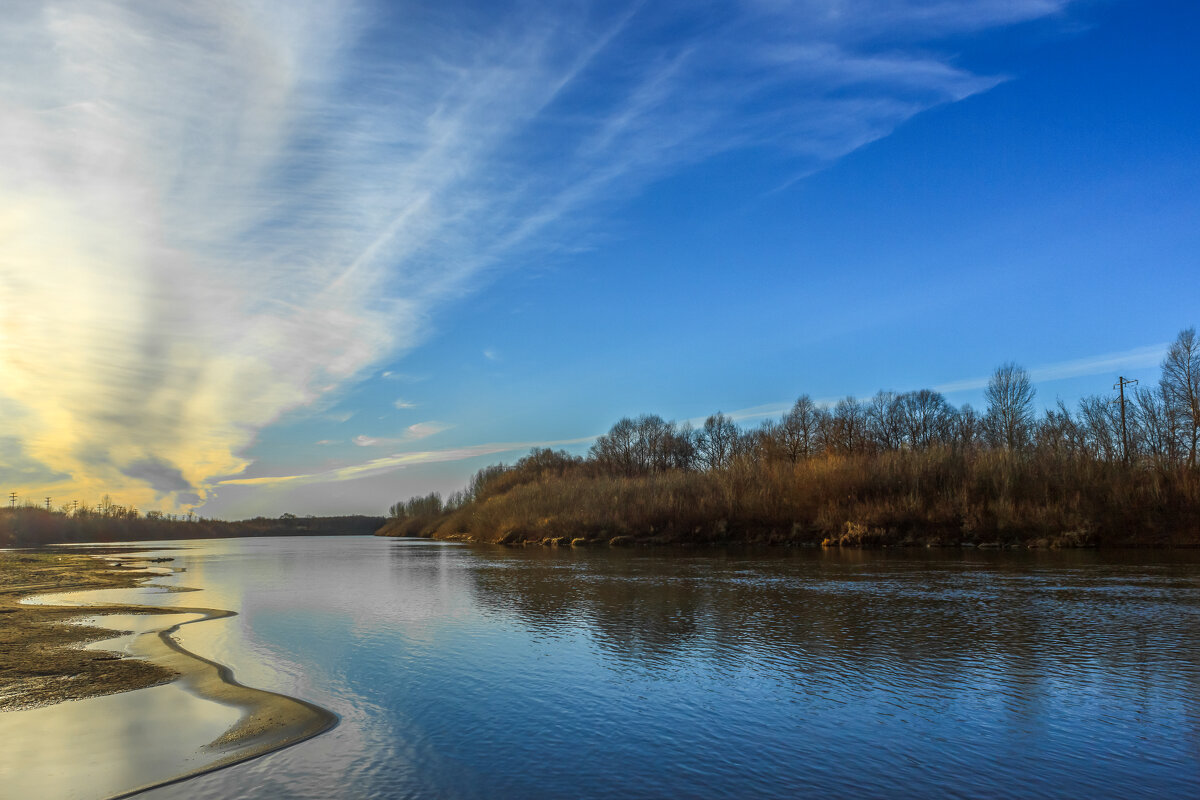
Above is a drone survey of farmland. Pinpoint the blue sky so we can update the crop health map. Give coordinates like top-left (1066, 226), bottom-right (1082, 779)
top-left (1, 1), bottom-right (1197, 517)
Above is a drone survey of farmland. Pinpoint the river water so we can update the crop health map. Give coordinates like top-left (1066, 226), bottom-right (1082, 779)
top-left (14, 537), bottom-right (1200, 798)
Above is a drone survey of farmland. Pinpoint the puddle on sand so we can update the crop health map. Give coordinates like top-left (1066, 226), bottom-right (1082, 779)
top-left (4, 574), bottom-right (336, 800)
top-left (76, 613), bottom-right (207, 657)
top-left (0, 682), bottom-right (241, 800)
top-left (0, 610), bottom-right (242, 800)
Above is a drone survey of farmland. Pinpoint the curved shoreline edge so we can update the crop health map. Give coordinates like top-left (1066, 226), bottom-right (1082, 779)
top-left (20, 557), bottom-right (339, 800)
top-left (103, 602), bottom-right (340, 800)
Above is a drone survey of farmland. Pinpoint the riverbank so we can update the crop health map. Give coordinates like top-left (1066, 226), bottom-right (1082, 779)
top-left (0, 548), bottom-right (337, 797)
top-left (380, 448), bottom-right (1200, 548)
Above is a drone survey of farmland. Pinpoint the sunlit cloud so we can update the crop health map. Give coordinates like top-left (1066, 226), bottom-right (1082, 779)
top-left (393, 398), bottom-right (417, 410)
top-left (352, 422), bottom-right (453, 448)
top-left (379, 371), bottom-right (426, 383)
top-left (0, 0), bottom-right (1075, 511)
top-left (220, 436), bottom-right (598, 488)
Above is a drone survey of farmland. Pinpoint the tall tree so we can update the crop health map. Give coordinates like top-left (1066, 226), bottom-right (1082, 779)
top-left (1136, 386), bottom-right (1182, 468)
top-left (780, 395), bottom-right (826, 461)
top-left (1161, 327), bottom-right (1200, 466)
top-left (865, 390), bottom-right (904, 452)
top-left (953, 403), bottom-right (981, 451)
top-left (984, 362), bottom-right (1036, 450)
top-left (590, 417), bottom-right (639, 475)
top-left (1077, 394), bottom-right (1120, 462)
top-left (827, 396), bottom-right (866, 454)
top-left (697, 413), bottom-right (739, 470)
top-left (898, 389), bottom-right (953, 450)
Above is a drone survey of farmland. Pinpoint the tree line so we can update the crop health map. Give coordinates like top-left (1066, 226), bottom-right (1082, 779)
top-left (581, 329), bottom-right (1199, 473)
top-left (381, 327), bottom-right (1200, 546)
top-left (0, 504), bottom-right (386, 547)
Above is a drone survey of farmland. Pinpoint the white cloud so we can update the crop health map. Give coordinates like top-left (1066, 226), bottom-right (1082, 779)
top-left (353, 422), bottom-right (454, 448)
top-left (221, 435), bottom-right (598, 488)
top-left (0, 0), bottom-right (1077, 510)
top-left (406, 422), bottom-right (454, 440)
top-left (934, 344), bottom-right (1168, 394)
top-left (380, 371), bottom-right (427, 383)
top-left (709, 343), bottom-right (1170, 424)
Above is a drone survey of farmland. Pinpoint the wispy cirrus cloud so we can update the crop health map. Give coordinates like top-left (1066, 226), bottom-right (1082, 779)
top-left (703, 342), bottom-right (1170, 425)
top-left (220, 435), bottom-right (598, 488)
top-left (0, 0), bottom-right (1076, 510)
top-left (934, 344), bottom-right (1169, 394)
top-left (352, 422), bottom-right (454, 448)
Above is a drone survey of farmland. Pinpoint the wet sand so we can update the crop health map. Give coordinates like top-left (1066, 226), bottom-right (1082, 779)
top-left (0, 551), bottom-right (179, 709)
top-left (0, 549), bottom-right (338, 798)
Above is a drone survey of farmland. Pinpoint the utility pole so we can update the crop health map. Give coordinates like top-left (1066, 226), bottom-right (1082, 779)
top-left (1113, 376), bottom-right (1139, 466)
top-left (8, 492), bottom-right (16, 510)
top-left (72, 500), bottom-right (79, 515)
top-left (45, 497), bottom-right (51, 511)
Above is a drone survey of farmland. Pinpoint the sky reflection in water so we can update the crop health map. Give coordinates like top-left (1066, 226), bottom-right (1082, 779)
top-left (24, 537), bottom-right (1198, 800)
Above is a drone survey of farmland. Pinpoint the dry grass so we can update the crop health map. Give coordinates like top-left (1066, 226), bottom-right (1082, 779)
top-left (383, 448), bottom-right (1200, 547)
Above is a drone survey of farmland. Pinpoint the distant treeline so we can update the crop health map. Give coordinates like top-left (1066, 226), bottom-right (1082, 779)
top-left (381, 328), bottom-right (1200, 548)
top-left (0, 504), bottom-right (385, 547)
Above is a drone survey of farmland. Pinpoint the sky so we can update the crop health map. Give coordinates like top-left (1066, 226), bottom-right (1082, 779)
top-left (1, 0), bottom-right (1197, 518)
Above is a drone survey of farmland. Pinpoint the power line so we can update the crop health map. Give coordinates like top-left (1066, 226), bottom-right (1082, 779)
top-left (1113, 376), bottom-right (1139, 466)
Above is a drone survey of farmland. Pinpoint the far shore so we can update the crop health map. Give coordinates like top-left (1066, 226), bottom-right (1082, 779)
top-left (0, 548), bottom-right (338, 797)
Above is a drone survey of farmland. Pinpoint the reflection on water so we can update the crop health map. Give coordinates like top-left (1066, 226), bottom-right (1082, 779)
top-left (128, 538), bottom-right (1200, 800)
top-left (0, 681), bottom-right (240, 800)
top-left (3, 547), bottom-right (330, 800)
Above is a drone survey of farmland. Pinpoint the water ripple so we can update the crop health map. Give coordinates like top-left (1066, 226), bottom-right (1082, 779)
top-left (141, 540), bottom-right (1200, 800)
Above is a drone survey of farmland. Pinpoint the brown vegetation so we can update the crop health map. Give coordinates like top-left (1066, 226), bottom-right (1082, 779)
top-left (381, 328), bottom-right (1200, 548)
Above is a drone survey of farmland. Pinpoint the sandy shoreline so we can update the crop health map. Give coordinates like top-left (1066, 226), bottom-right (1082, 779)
top-left (0, 549), bottom-right (338, 798)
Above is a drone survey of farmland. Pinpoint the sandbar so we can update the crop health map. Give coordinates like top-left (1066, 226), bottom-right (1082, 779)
top-left (0, 549), bottom-right (338, 799)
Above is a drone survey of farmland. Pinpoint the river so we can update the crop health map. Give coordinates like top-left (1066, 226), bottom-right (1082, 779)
top-left (7, 537), bottom-right (1200, 798)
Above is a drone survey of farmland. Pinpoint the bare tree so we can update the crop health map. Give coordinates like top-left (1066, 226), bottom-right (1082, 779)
top-left (898, 389), bottom-right (953, 449)
top-left (590, 417), bottom-right (639, 475)
top-left (827, 396), bottom-right (866, 454)
top-left (865, 391), bottom-right (904, 452)
top-left (1136, 385), bottom-right (1182, 468)
top-left (696, 412), bottom-right (739, 470)
top-left (1035, 399), bottom-right (1083, 458)
top-left (590, 415), bottom-right (684, 475)
top-left (633, 414), bottom-right (675, 473)
top-left (668, 422), bottom-right (699, 470)
top-left (1077, 394), bottom-right (1121, 462)
top-left (780, 395), bottom-right (826, 461)
top-left (1161, 327), bottom-right (1200, 466)
top-left (984, 362), bottom-right (1036, 450)
top-left (952, 403), bottom-right (981, 451)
